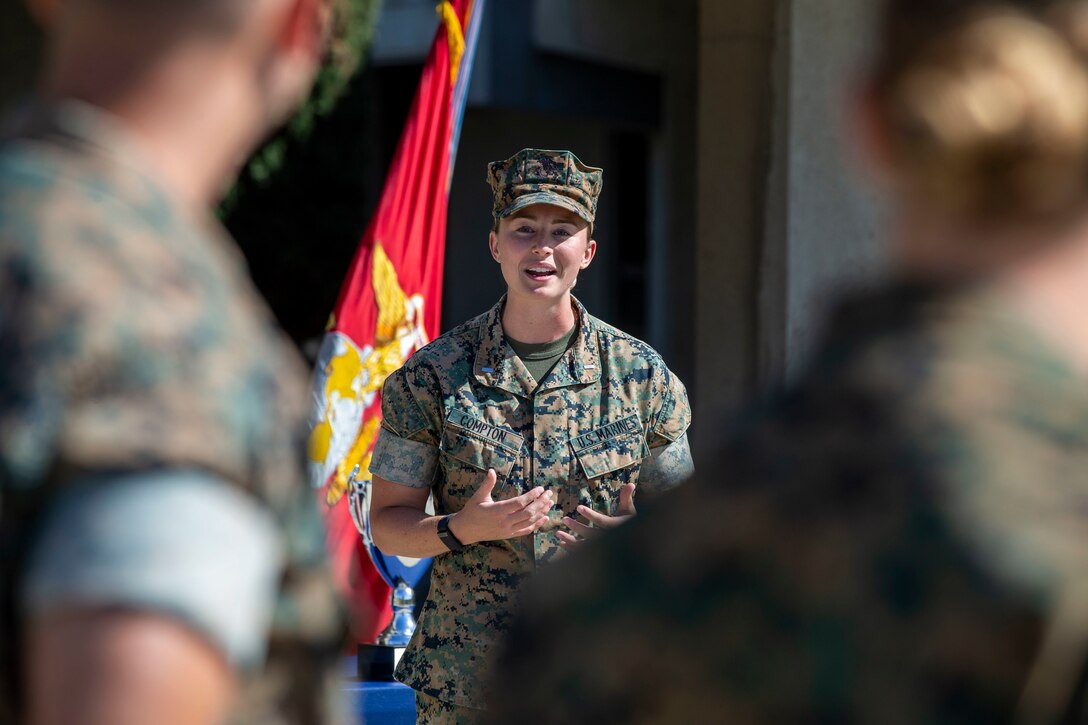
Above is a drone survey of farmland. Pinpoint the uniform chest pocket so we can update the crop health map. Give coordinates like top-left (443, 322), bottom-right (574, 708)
top-left (571, 416), bottom-right (648, 479)
top-left (439, 413), bottom-right (524, 479)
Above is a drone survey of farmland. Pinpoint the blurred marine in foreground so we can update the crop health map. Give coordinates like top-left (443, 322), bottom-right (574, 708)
top-left (489, 0), bottom-right (1088, 722)
top-left (0, 0), bottom-right (347, 723)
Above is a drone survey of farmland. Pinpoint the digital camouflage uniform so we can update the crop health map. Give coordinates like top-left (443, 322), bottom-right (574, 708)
top-left (371, 296), bottom-right (692, 712)
top-left (0, 101), bottom-right (347, 725)
top-left (488, 281), bottom-right (1088, 725)
top-left (369, 149), bottom-right (693, 718)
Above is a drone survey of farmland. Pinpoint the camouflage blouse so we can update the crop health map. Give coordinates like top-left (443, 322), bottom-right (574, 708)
top-left (370, 295), bottom-right (693, 708)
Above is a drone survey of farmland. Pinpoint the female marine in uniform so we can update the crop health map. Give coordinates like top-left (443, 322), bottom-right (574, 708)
top-left (368, 148), bottom-right (693, 723)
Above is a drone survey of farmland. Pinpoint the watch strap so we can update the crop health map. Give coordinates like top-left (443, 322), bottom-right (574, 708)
top-left (437, 514), bottom-right (464, 552)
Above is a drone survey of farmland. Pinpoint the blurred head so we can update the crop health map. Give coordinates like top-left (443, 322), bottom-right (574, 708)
top-left (31, 0), bottom-right (329, 132)
top-left (864, 1), bottom-right (1088, 236)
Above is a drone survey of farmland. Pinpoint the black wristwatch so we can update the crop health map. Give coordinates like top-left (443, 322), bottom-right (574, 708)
top-left (437, 514), bottom-right (464, 552)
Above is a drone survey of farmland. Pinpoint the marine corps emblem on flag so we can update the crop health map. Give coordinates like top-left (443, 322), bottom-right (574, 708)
top-left (308, 241), bottom-right (428, 511)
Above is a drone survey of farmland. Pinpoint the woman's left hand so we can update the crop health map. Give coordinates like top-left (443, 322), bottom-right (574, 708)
top-left (558, 482), bottom-right (636, 548)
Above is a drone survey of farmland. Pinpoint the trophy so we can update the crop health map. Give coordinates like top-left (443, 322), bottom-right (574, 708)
top-left (347, 464), bottom-right (432, 679)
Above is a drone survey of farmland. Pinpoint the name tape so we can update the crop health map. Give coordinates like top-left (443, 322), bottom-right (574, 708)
top-left (447, 409), bottom-right (525, 452)
top-left (571, 415), bottom-right (641, 452)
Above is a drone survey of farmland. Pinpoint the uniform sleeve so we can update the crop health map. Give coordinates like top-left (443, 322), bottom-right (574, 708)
top-left (369, 365), bottom-right (441, 488)
top-left (639, 366), bottom-right (694, 493)
top-left (648, 366), bottom-right (692, 448)
top-left (21, 470), bottom-right (282, 669)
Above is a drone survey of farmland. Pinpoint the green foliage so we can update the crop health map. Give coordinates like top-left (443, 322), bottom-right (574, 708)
top-left (224, 0), bottom-right (383, 211)
top-left (221, 14), bottom-right (412, 353)
top-left (293, 0), bottom-right (384, 138)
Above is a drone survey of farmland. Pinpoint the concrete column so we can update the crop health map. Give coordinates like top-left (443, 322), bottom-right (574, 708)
top-left (694, 0), bottom-right (780, 428)
top-left (762, 1), bottom-right (887, 381)
top-left (694, 0), bottom-right (886, 440)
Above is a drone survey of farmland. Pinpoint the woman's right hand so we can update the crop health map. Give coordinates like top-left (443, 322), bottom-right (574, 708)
top-left (447, 469), bottom-right (553, 545)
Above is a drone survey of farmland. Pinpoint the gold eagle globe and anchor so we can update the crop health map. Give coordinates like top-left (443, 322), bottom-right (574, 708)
top-left (307, 241), bottom-right (431, 647)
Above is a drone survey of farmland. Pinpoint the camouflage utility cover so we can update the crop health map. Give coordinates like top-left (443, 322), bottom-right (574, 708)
top-left (0, 101), bottom-right (346, 724)
top-left (370, 295), bottom-right (692, 709)
top-left (487, 282), bottom-right (1088, 724)
top-left (487, 148), bottom-right (603, 224)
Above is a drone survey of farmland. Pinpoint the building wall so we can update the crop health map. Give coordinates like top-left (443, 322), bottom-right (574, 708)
top-left (693, 0), bottom-right (780, 431)
top-left (693, 0), bottom-right (886, 439)
top-left (768, 0), bottom-right (888, 379)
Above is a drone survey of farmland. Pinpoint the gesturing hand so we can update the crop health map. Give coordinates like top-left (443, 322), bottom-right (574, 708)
top-left (447, 469), bottom-right (553, 545)
top-left (558, 482), bottom-right (636, 548)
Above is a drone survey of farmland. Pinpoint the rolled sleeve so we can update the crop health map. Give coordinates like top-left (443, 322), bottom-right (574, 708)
top-left (21, 469), bottom-right (282, 670)
top-left (370, 429), bottom-right (439, 488)
top-left (371, 365), bottom-right (442, 487)
top-left (638, 432), bottom-right (695, 493)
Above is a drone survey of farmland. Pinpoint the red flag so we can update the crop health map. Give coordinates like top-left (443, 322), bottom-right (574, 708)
top-left (307, 0), bottom-right (484, 644)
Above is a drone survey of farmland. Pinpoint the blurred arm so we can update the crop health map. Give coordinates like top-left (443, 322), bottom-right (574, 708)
top-left (27, 609), bottom-right (234, 725)
top-left (20, 470), bottom-right (282, 725)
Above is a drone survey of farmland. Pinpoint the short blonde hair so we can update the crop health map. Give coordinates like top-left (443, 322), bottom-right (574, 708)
top-left (872, 0), bottom-right (1088, 221)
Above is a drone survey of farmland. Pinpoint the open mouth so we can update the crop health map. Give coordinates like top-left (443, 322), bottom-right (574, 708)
top-left (525, 266), bottom-right (557, 280)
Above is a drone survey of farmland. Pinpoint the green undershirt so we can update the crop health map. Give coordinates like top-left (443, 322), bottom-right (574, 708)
top-left (506, 325), bottom-right (578, 389)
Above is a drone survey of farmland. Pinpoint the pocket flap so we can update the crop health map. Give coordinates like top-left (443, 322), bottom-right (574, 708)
top-left (571, 416), bottom-right (647, 479)
top-left (440, 412), bottom-right (523, 478)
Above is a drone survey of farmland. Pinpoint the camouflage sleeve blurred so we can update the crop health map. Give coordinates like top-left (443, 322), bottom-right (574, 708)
top-left (0, 230), bottom-right (63, 489)
top-left (231, 476), bottom-right (350, 725)
top-left (1, 104), bottom-right (351, 724)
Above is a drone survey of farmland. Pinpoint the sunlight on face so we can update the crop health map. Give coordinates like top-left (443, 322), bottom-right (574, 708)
top-left (488, 204), bottom-right (597, 305)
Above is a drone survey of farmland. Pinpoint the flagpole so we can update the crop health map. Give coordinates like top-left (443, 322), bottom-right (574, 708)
top-left (448, 0), bottom-right (486, 189)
